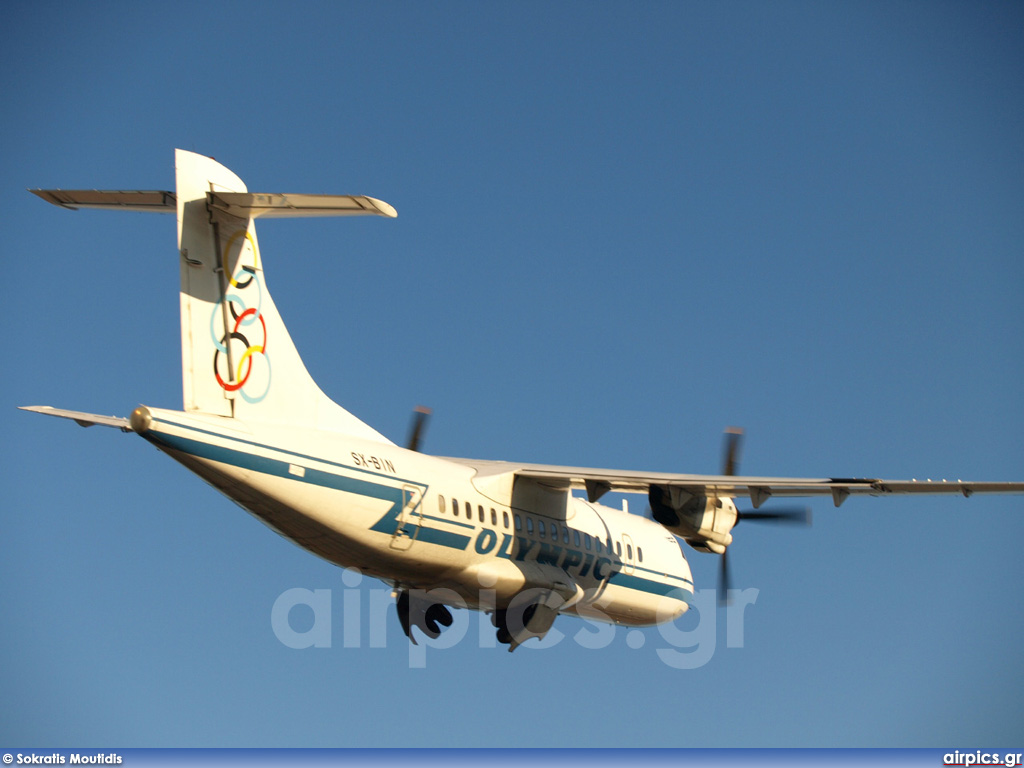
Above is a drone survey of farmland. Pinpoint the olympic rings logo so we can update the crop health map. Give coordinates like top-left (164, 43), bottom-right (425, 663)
top-left (211, 230), bottom-right (271, 403)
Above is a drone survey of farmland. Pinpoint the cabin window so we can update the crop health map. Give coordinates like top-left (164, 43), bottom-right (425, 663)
top-left (616, 541), bottom-right (623, 557)
top-left (550, 523), bottom-right (558, 540)
top-left (538, 520), bottom-right (546, 538)
top-left (438, 495), bottom-right (446, 513)
top-left (573, 530), bottom-right (581, 547)
top-left (465, 501), bottom-right (473, 520)
top-left (526, 517), bottom-right (534, 535)
top-left (595, 540), bottom-right (602, 554)
top-left (626, 544), bottom-right (633, 560)
top-left (452, 498), bottom-right (459, 517)
top-left (584, 534), bottom-right (592, 551)
top-left (503, 511), bottom-right (510, 529)
top-left (514, 514), bottom-right (522, 531)
top-left (478, 505), bottom-right (485, 522)
top-left (491, 509), bottom-right (497, 526)
top-left (637, 547), bottom-right (644, 562)
top-left (562, 527), bottom-right (570, 545)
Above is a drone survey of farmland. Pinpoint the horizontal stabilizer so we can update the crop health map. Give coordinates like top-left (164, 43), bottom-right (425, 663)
top-left (31, 189), bottom-right (176, 213)
top-left (19, 406), bottom-right (133, 431)
top-left (32, 189), bottom-right (397, 219)
top-left (208, 192), bottom-right (397, 219)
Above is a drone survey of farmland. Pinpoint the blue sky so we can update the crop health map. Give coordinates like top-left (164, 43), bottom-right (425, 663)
top-left (2, 1), bottom-right (1022, 748)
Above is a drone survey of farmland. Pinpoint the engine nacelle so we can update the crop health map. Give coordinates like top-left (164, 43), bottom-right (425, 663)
top-left (648, 485), bottom-right (738, 554)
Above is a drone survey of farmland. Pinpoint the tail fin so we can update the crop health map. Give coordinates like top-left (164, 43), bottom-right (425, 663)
top-left (34, 149), bottom-right (397, 442)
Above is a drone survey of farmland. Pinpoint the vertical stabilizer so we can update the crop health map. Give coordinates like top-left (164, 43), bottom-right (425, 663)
top-left (174, 150), bottom-right (392, 441)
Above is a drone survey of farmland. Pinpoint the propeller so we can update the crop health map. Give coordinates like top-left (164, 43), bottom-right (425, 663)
top-left (717, 427), bottom-right (811, 606)
top-left (736, 508), bottom-right (812, 525)
top-left (406, 406), bottom-right (432, 452)
top-left (722, 426), bottom-right (743, 477)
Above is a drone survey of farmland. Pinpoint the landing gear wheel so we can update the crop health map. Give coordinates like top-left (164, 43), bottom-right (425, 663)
top-left (424, 603), bottom-right (453, 637)
top-left (396, 589), bottom-right (413, 641)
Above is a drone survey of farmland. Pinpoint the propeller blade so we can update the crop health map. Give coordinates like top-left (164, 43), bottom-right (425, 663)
top-left (406, 406), bottom-right (432, 452)
top-left (718, 547), bottom-right (732, 606)
top-left (722, 426), bottom-right (744, 477)
top-left (737, 507), bottom-right (812, 526)
top-left (713, 429), bottom-right (810, 607)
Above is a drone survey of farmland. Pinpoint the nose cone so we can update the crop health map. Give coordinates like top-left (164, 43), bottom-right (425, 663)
top-left (657, 586), bottom-right (691, 623)
top-left (670, 546), bottom-right (695, 619)
top-left (670, 598), bottom-right (691, 620)
top-left (130, 406), bottom-right (152, 434)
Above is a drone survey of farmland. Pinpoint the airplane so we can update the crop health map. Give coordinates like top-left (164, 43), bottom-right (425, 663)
top-left (22, 149), bottom-right (1024, 651)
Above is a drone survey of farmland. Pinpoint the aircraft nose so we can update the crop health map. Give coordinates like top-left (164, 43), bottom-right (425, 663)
top-left (675, 552), bottom-right (695, 618)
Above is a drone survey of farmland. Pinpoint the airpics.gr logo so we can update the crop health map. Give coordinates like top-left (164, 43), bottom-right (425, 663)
top-left (269, 568), bottom-right (760, 669)
top-left (943, 752), bottom-right (1023, 767)
top-left (211, 230), bottom-right (270, 403)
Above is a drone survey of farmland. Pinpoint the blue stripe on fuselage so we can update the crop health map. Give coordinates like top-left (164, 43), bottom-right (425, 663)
top-left (142, 417), bottom-right (687, 601)
top-left (143, 419), bottom-right (472, 551)
top-left (146, 427), bottom-right (407, 507)
top-left (608, 571), bottom-right (692, 599)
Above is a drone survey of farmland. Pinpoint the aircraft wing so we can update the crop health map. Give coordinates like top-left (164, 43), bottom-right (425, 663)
top-left (444, 458), bottom-right (1024, 508)
top-left (19, 406), bottom-right (133, 431)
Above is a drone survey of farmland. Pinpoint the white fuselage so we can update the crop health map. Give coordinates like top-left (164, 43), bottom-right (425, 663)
top-left (132, 405), bottom-right (693, 628)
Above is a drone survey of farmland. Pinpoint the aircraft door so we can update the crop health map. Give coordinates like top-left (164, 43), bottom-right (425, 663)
top-left (390, 485), bottom-right (423, 551)
top-left (620, 533), bottom-right (636, 575)
top-left (570, 498), bottom-right (616, 594)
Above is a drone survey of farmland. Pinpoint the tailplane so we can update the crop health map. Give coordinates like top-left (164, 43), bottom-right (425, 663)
top-left (32, 149), bottom-right (396, 442)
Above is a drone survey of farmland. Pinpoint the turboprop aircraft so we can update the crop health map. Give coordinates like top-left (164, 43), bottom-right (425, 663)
top-left (22, 150), bottom-right (1024, 651)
